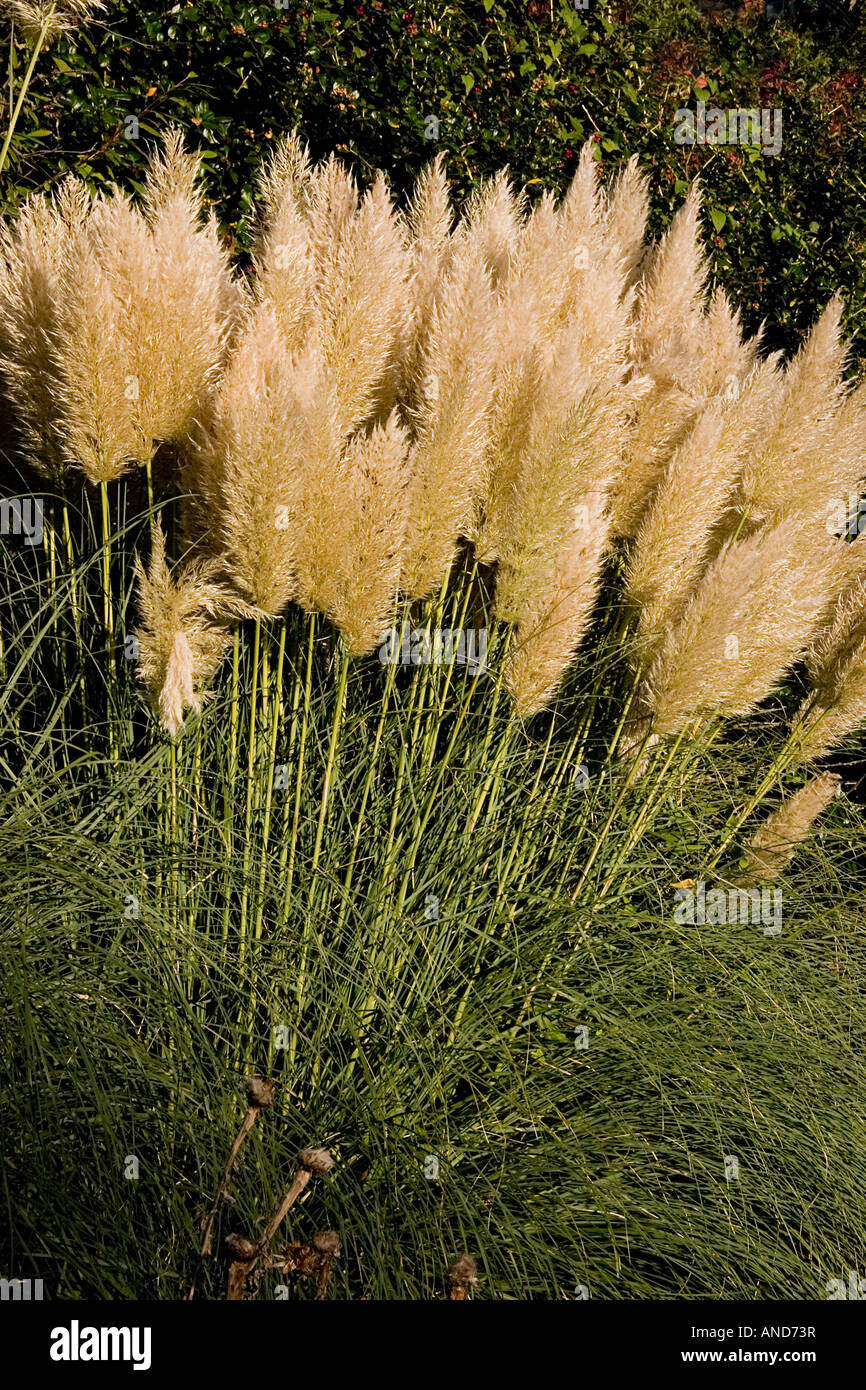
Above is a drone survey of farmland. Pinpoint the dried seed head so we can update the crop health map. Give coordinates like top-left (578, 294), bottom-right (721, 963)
top-left (311, 1230), bottom-right (342, 1257)
top-left (224, 1233), bottom-right (258, 1262)
top-left (446, 1253), bottom-right (479, 1289)
top-left (298, 1147), bottom-right (335, 1175)
top-left (244, 1076), bottom-right (275, 1110)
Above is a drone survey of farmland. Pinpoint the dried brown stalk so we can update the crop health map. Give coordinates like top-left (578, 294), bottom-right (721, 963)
top-left (263, 1146), bottom-right (335, 1244)
top-left (224, 1146), bottom-right (336, 1301)
top-left (199, 1076), bottom-right (275, 1258)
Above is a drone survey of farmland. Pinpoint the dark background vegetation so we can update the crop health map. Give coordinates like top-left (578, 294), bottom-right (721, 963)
top-left (1, 0), bottom-right (864, 365)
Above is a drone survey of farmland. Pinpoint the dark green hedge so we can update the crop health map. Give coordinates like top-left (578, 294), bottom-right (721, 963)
top-left (2, 0), bottom-right (865, 364)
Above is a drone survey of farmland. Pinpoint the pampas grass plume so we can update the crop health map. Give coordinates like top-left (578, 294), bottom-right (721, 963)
top-left (134, 522), bottom-right (257, 736)
top-left (739, 772), bottom-right (841, 882)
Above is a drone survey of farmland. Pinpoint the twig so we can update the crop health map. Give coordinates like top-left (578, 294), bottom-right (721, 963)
top-left (190, 1075), bottom-right (275, 1297)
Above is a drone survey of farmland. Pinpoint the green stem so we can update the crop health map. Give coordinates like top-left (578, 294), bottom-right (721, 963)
top-left (0, 16), bottom-right (52, 175)
top-left (291, 634), bottom-right (350, 1072)
top-left (597, 719), bottom-right (716, 900)
top-left (61, 500), bottom-right (87, 718)
top-left (567, 724), bottom-right (656, 903)
top-left (336, 639), bottom-right (400, 924)
top-left (98, 480), bottom-right (117, 758)
top-left (169, 736), bottom-right (179, 933)
top-left (238, 618), bottom-right (261, 956)
top-left (309, 637), bottom-right (350, 897)
top-left (221, 630), bottom-right (241, 945)
top-left (252, 619), bottom-right (287, 945)
top-left (702, 702), bottom-right (828, 876)
top-left (281, 613), bottom-right (316, 921)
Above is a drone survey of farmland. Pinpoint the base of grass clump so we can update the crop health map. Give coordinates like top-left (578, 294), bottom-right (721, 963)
top-left (1, 606), bottom-right (864, 1300)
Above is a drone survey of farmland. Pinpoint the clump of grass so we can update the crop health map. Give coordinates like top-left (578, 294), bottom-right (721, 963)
top-left (1, 133), bottom-right (865, 1301)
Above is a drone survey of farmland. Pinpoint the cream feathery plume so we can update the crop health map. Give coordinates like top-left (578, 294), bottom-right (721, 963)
top-left (480, 342), bottom-right (629, 610)
top-left (256, 130), bottom-right (313, 224)
top-left (607, 378), bottom-right (695, 541)
top-left (797, 650), bottom-right (866, 760)
top-left (400, 236), bottom-right (496, 600)
top-left (471, 188), bottom-right (575, 548)
top-left (479, 148), bottom-right (635, 570)
top-left (738, 771), bottom-right (841, 882)
top-left (608, 184), bottom-right (710, 538)
top-left (492, 383), bottom-right (622, 624)
top-left (734, 297), bottom-right (849, 528)
top-left (626, 402), bottom-right (729, 628)
top-left (490, 144), bottom-right (626, 374)
top-left (487, 147), bottom-right (601, 366)
top-left (610, 295), bottom-right (762, 542)
top-left (305, 153), bottom-right (360, 284)
top-left (806, 551), bottom-right (866, 695)
top-left (552, 144), bottom-right (634, 365)
top-left (504, 489), bottom-right (611, 718)
top-left (794, 553), bottom-right (866, 759)
top-left (686, 288), bottom-right (760, 398)
top-left (253, 135), bottom-right (314, 357)
top-left (0, 0), bottom-right (104, 44)
top-left (138, 128), bottom-right (238, 447)
top-left (632, 182), bottom-right (707, 382)
top-left (79, 189), bottom-right (188, 464)
top-left (397, 154), bottom-right (453, 415)
top-left (473, 352), bottom-right (539, 561)
top-left (604, 153), bottom-right (649, 286)
top-left (295, 411), bottom-right (409, 655)
top-left (479, 188), bottom-right (559, 407)
top-left (606, 187), bottom-right (707, 538)
top-left (644, 516), bottom-right (852, 739)
top-left (467, 205), bottom-right (556, 548)
top-left (558, 141), bottom-right (601, 246)
top-left (626, 356), bottom-right (782, 642)
top-left (55, 212), bottom-right (140, 482)
top-left (134, 521), bottom-right (258, 738)
top-left (196, 303), bottom-right (315, 615)
top-left (253, 196), bottom-right (311, 355)
top-left (313, 170), bottom-right (410, 437)
top-left (0, 183), bottom-right (87, 478)
top-left (460, 167), bottom-right (523, 289)
top-left (555, 218), bottom-right (634, 389)
top-left (819, 378), bottom-right (866, 540)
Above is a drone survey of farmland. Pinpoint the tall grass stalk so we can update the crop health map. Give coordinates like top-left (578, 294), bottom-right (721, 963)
top-left (0, 11), bottom-right (52, 174)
